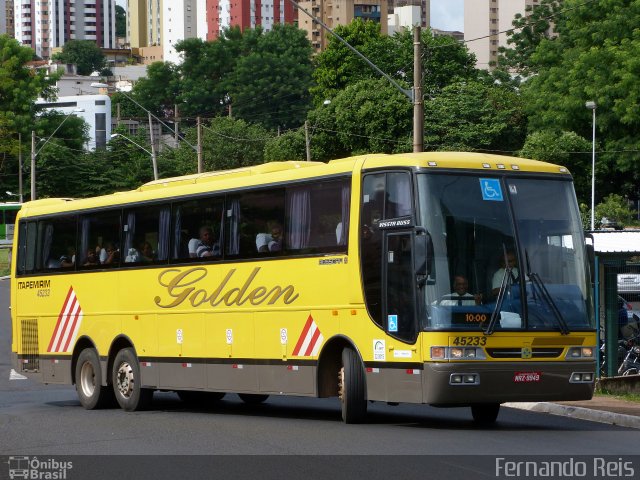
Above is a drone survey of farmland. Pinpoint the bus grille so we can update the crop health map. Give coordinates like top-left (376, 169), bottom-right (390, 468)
top-left (21, 319), bottom-right (39, 372)
top-left (486, 348), bottom-right (564, 359)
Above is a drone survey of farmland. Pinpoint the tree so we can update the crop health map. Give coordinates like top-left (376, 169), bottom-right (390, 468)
top-left (264, 130), bottom-right (307, 162)
top-left (519, 130), bottom-right (593, 203)
top-left (52, 40), bottom-right (107, 76)
top-left (163, 117), bottom-right (272, 173)
top-left (423, 80), bottom-right (526, 153)
top-left (0, 35), bottom-right (58, 195)
top-left (115, 5), bottom-right (126, 38)
top-left (595, 194), bottom-right (636, 229)
top-left (131, 61), bottom-right (181, 117)
top-left (523, 0), bottom-right (640, 202)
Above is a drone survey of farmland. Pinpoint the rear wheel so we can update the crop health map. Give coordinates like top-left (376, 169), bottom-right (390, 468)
top-left (75, 348), bottom-right (114, 409)
top-left (238, 393), bottom-right (269, 404)
top-left (339, 347), bottom-right (367, 424)
top-left (622, 368), bottom-right (639, 376)
top-left (471, 403), bottom-right (500, 425)
top-left (112, 348), bottom-right (152, 411)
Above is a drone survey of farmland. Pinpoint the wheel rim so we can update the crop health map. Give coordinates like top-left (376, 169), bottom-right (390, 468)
top-left (338, 366), bottom-right (345, 405)
top-left (116, 361), bottom-right (135, 398)
top-left (80, 361), bottom-right (96, 397)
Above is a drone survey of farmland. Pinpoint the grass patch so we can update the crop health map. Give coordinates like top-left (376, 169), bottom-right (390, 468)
top-left (0, 248), bottom-right (9, 276)
top-left (595, 390), bottom-right (640, 403)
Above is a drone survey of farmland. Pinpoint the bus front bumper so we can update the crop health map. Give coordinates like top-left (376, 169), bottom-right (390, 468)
top-left (422, 361), bottom-right (596, 405)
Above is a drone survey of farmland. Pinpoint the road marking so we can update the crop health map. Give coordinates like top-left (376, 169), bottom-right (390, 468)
top-left (9, 369), bottom-right (27, 380)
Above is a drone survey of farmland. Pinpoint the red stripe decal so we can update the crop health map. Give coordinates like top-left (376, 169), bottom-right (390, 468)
top-left (47, 286), bottom-right (74, 352)
top-left (291, 315), bottom-right (314, 356)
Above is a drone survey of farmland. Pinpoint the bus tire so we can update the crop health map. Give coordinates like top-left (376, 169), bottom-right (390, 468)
top-left (75, 348), bottom-right (114, 409)
top-left (339, 347), bottom-right (367, 424)
top-left (112, 348), bottom-right (152, 412)
top-left (178, 391), bottom-right (226, 404)
top-left (471, 403), bottom-right (500, 425)
top-left (238, 393), bottom-right (269, 404)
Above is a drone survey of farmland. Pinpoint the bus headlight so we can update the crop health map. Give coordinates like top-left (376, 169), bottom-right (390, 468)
top-left (431, 347), bottom-right (486, 361)
top-left (566, 347), bottom-right (596, 360)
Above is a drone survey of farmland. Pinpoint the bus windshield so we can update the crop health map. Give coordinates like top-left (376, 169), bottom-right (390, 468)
top-left (417, 173), bottom-right (594, 332)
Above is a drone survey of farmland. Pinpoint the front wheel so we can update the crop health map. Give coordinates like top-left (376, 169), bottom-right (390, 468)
top-left (622, 368), bottom-right (639, 376)
top-left (471, 403), bottom-right (500, 425)
top-left (339, 347), bottom-right (367, 424)
top-left (112, 348), bottom-right (152, 411)
top-left (75, 348), bottom-right (114, 409)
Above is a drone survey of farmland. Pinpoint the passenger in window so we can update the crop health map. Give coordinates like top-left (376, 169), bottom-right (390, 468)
top-left (196, 226), bottom-right (220, 258)
top-left (256, 221), bottom-right (283, 253)
top-left (491, 251), bottom-right (519, 297)
top-left (188, 237), bottom-right (200, 258)
top-left (102, 242), bottom-right (120, 265)
top-left (440, 275), bottom-right (482, 306)
top-left (60, 246), bottom-right (76, 268)
top-left (84, 249), bottom-right (99, 266)
top-left (139, 241), bottom-right (156, 263)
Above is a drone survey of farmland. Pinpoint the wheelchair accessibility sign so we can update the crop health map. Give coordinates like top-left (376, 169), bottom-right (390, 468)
top-left (479, 178), bottom-right (504, 201)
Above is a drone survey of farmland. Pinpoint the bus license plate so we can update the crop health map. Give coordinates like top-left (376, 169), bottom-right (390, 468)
top-left (513, 371), bottom-right (541, 383)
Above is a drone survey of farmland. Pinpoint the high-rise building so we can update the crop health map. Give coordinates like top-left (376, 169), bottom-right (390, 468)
top-left (1, 0), bottom-right (14, 37)
top-left (14, 0), bottom-right (116, 59)
top-left (127, 0), bottom-right (148, 48)
top-left (164, 0), bottom-right (207, 63)
top-left (205, 0), bottom-right (297, 41)
top-left (464, 0), bottom-right (544, 70)
top-left (298, 0), bottom-right (388, 53)
top-left (387, 0), bottom-right (428, 29)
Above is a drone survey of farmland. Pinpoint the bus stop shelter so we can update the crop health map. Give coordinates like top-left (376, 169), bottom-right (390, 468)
top-left (590, 230), bottom-right (640, 377)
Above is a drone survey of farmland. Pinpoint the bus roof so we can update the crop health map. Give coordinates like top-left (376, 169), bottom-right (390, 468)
top-left (16, 152), bottom-right (569, 218)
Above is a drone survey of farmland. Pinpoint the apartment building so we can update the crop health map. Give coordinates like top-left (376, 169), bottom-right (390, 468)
top-left (387, 0), bottom-right (428, 28)
top-left (464, 0), bottom-right (543, 69)
top-left (298, 0), bottom-right (388, 53)
top-left (205, 0), bottom-right (297, 41)
top-left (14, 0), bottom-right (116, 59)
top-left (1, 0), bottom-right (14, 37)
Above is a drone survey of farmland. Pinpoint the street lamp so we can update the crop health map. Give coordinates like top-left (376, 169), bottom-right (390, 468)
top-left (585, 100), bottom-right (597, 230)
top-left (110, 134), bottom-right (157, 180)
top-left (31, 108), bottom-right (84, 201)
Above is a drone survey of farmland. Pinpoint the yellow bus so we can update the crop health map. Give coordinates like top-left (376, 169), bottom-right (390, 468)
top-left (10, 152), bottom-right (596, 424)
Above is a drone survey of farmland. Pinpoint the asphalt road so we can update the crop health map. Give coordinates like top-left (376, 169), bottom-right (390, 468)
top-left (1, 278), bottom-right (639, 479)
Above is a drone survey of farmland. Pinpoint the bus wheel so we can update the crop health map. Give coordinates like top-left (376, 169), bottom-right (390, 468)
top-left (112, 348), bottom-right (152, 412)
top-left (178, 391), bottom-right (226, 404)
top-left (471, 403), bottom-right (500, 425)
top-left (238, 393), bottom-right (269, 404)
top-left (75, 348), bottom-right (113, 409)
top-left (339, 347), bottom-right (367, 424)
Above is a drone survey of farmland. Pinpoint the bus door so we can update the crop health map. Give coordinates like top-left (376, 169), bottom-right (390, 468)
top-left (383, 230), bottom-right (419, 342)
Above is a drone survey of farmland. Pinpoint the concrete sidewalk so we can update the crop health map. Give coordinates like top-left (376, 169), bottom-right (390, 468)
top-left (505, 395), bottom-right (640, 429)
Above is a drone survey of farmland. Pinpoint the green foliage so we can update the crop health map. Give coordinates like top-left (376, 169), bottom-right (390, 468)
top-left (52, 40), bottom-right (107, 76)
top-left (131, 62), bottom-right (181, 117)
top-left (312, 22), bottom-right (478, 103)
top-left (595, 194), bottom-right (635, 228)
top-left (115, 5), bottom-right (126, 38)
top-left (163, 117), bottom-right (272, 173)
top-left (424, 81), bottom-right (526, 153)
top-left (519, 130), bottom-right (592, 203)
top-left (264, 130), bottom-right (306, 162)
top-left (523, 0), bottom-right (640, 201)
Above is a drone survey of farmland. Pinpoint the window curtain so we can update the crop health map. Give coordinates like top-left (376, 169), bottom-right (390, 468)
top-left (227, 199), bottom-right (240, 255)
top-left (338, 183), bottom-right (351, 246)
top-left (287, 187), bottom-right (311, 249)
top-left (158, 207), bottom-right (170, 261)
top-left (42, 223), bottom-right (54, 267)
top-left (79, 217), bottom-right (91, 265)
top-left (173, 206), bottom-right (182, 258)
top-left (123, 211), bottom-right (136, 254)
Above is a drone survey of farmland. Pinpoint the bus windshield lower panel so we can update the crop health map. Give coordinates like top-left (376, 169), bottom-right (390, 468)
top-left (416, 173), bottom-right (594, 332)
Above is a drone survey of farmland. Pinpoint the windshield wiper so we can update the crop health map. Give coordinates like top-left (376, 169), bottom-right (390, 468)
top-left (484, 246), bottom-right (514, 335)
top-left (525, 249), bottom-right (570, 335)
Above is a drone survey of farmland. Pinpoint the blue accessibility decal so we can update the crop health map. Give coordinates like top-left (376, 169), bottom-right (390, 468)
top-left (479, 178), bottom-right (504, 201)
top-left (388, 315), bottom-right (398, 332)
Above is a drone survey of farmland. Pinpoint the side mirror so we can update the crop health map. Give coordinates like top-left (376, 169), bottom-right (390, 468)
top-left (414, 227), bottom-right (434, 284)
top-left (584, 233), bottom-right (595, 283)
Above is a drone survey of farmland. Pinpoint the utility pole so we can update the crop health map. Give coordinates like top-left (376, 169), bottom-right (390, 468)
top-left (413, 25), bottom-right (424, 153)
top-left (18, 133), bottom-right (23, 203)
top-left (197, 116), bottom-right (203, 173)
top-left (116, 103), bottom-right (121, 126)
top-left (304, 121), bottom-right (311, 161)
top-left (174, 104), bottom-right (180, 147)
top-left (30, 130), bottom-right (36, 201)
top-left (148, 112), bottom-right (159, 180)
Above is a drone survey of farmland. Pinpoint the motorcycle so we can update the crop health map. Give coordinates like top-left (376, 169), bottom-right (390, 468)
top-left (618, 336), bottom-right (640, 376)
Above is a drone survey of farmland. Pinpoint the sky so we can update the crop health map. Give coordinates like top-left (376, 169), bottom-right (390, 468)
top-left (115, 0), bottom-right (465, 33)
top-left (430, 0), bottom-right (464, 32)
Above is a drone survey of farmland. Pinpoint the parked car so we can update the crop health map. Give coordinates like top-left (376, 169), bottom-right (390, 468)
top-left (619, 295), bottom-right (640, 321)
top-left (618, 270), bottom-right (640, 295)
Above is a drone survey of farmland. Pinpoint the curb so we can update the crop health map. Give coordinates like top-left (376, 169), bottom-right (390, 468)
top-left (504, 402), bottom-right (640, 429)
